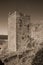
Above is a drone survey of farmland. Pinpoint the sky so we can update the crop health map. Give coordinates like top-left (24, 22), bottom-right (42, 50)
top-left (0, 0), bottom-right (43, 22)
top-left (0, 0), bottom-right (43, 35)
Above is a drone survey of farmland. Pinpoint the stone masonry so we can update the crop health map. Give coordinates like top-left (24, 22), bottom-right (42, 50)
top-left (8, 11), bottom-right (16, 52)
top-left (2, 11), bottom-right (43, 65)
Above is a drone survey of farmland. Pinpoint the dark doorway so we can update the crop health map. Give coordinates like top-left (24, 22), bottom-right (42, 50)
top-left (32, 48), bottom-right (43, 65)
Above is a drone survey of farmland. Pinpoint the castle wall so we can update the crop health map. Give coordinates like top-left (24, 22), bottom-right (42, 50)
top-left (8, 12), bottom-right (16, 52)
top-left (16, 12), bottom-right (30, 51)
top-left (6, 11), bottom-right (43, 65)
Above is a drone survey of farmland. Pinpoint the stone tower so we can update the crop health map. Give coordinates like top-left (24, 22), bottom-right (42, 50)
top-left (8, 11), bottom-right (16, 52)
top-left (8, 11), bottom-right (30, 52)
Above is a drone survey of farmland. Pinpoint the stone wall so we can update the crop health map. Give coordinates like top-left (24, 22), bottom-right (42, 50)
top-left (16, 12), bottom-right (30, 51)
top-left (16, 12), bottom-right (43, 54)
top-left (3, 11), bottom-right (43, 65)
top-left (8, 12), bottom-right (16, 52)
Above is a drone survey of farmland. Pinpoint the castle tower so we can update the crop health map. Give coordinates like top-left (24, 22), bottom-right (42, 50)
top-left (8, 11), bottom-right (30, 52)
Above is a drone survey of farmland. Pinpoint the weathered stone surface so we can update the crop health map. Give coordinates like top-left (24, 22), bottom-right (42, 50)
top-left (16, 12), bottom-right (30, 51)
top-left (8, 11), bottom-right (16, 52)
top-left (2, 11), bottom-right (43, 65)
